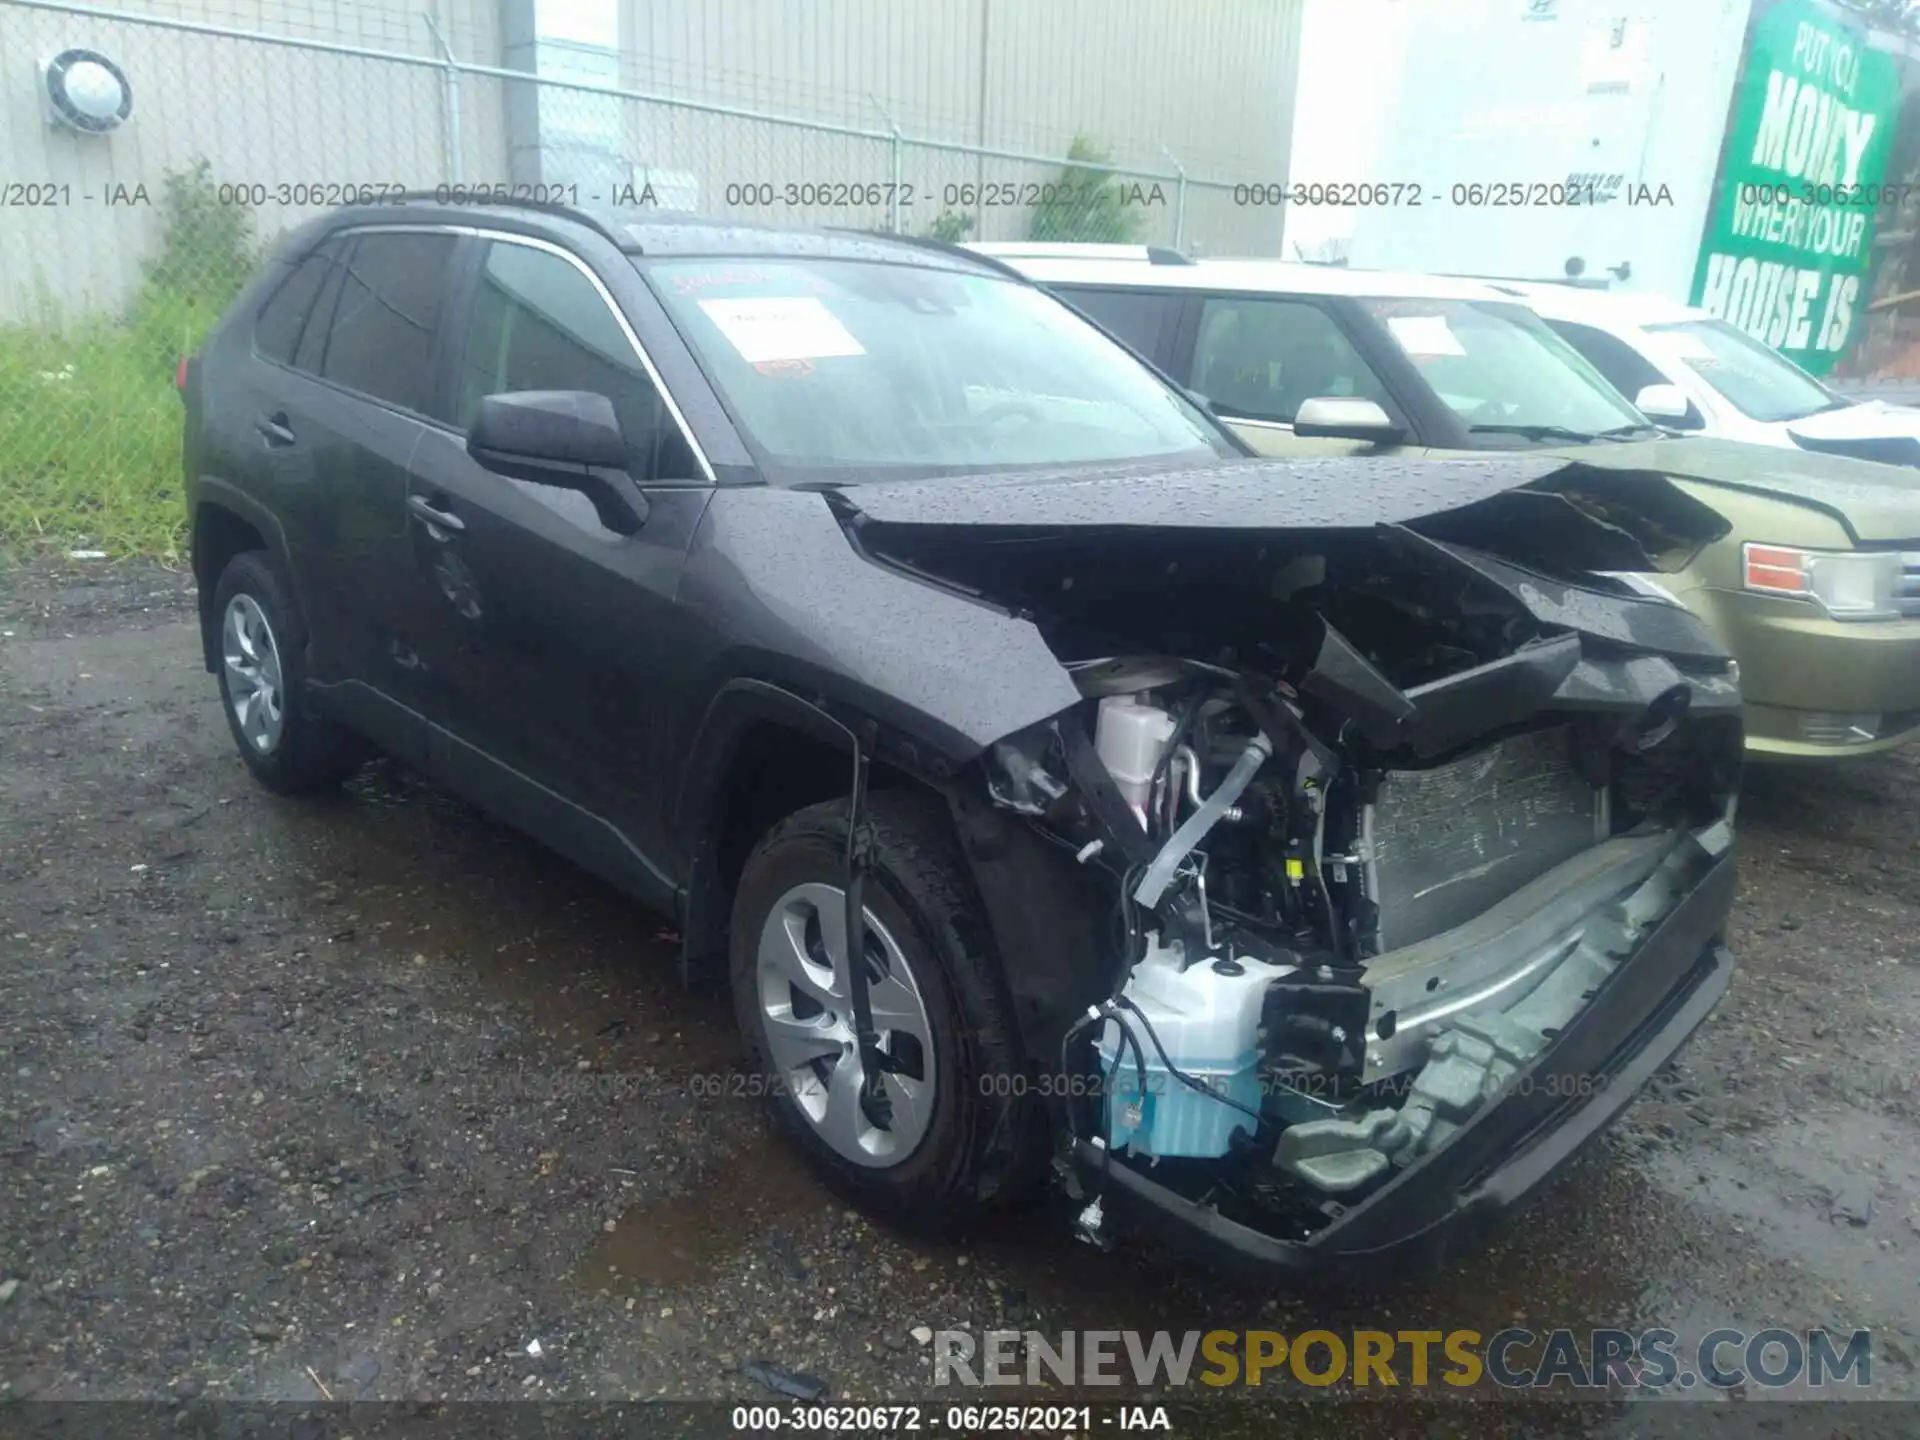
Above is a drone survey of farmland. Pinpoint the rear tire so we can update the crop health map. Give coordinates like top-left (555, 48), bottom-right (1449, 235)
top-left (729, 790), bottom-right (1046, 1232)
top-left (213, 550), bottom-right (368, 795)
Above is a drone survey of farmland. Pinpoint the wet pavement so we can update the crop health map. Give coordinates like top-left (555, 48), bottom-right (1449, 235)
top-left (1, 558), bottom-right (1917, 1434)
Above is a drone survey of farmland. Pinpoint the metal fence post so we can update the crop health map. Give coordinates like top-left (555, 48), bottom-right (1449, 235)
top-left (424, 10), bottom-right (463, 185)
top-left (1163, 143), bottom-right (1188, 251)
top-left (869, 95), bottom-right (905, 233)
top-left (890, 127), bottom-right (905, 233)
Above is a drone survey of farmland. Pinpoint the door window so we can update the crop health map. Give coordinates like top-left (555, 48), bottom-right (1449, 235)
top-left (1060, 287), bottom-right (1176, 361)
top-left (1545, 319), bottom-right (1705, 430)
top-left (456, 241), bottom-right (698, 481)
top-left (1191, 298), bottom-right (1389, 424)
top-left (319, 231), bottom-right (459, 412)
top-left (1546, 320), bottom-right (1669, 400)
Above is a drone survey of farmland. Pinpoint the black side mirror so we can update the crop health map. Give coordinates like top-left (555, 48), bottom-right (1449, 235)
top-left (467, 390), bottom-right (650, 533)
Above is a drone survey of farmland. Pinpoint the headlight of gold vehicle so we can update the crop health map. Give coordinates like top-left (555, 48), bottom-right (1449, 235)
top-left (1742, 544), bottom-right (1905, 620)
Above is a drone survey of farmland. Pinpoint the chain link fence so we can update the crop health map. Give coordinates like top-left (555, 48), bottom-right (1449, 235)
top-left (0, 0), bottom-right (1276, 555)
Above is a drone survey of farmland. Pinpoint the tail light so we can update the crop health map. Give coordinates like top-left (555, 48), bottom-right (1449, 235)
top-left (175, 354), bottom-right (190, 394)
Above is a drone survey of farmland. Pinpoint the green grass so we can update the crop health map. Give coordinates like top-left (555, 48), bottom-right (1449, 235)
top-left (0, 287), bottom-right (228, 560)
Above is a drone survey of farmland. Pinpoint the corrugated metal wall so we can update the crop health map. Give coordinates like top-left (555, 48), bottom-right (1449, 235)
top-left (66, 0), bottom-right (499, 61)
top-left (0, 0), bottom-right (507, 321)
top-left (0, 0), bottom-right (1301, 321)
top-left (616, 0), bottom-right (1300, 178)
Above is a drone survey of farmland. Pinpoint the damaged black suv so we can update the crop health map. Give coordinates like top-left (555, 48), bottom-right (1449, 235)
top-left (182, 198), bottom-right (1741, 1276)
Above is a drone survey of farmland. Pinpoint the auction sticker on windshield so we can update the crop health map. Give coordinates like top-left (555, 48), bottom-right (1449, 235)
top-left (697, 296), bottom-right (866, 363)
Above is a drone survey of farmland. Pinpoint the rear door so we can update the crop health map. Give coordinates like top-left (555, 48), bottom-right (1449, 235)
top-left (199, 232), bottom-right (340, 616)
top-left (235, 226), bottom-right (465, 762)
top-left (396, 233), bottom-right (713, 901)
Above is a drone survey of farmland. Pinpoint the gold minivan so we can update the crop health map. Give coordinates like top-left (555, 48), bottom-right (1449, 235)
top-left (976, 245), bottom-right (1920, 760)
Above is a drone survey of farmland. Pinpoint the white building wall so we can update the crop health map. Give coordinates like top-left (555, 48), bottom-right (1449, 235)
top-left (612, 0), bottom-right (1300, 176)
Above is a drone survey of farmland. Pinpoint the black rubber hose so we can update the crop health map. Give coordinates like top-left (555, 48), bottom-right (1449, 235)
top-left (1148, 686), bottom-right (1210, 842)
top-left (1058, 1007), bottom-right (1148, 1175)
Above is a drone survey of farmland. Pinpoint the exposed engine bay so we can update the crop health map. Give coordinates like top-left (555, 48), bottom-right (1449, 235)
top-left (837, 456), bottom-right (1743, 1246)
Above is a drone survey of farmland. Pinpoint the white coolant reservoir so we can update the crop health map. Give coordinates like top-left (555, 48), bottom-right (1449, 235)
top-left (1096, 935), bottom-right (1291, 1159)
top-left (1095, 695), bottom-right (1175, 828)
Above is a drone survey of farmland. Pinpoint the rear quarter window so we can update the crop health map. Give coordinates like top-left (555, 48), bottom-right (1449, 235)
top-left (253, 239), bottom-right (341, 365)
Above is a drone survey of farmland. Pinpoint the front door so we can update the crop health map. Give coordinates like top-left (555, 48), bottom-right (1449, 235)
top-left (397, 236), bottom-right (712, 901)
top-left (1184, 295), bottom-right (1408, 457)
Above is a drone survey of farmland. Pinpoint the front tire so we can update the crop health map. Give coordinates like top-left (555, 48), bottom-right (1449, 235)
top-left (729, 791), bottom-right (1045, 1231)
top-left (213, 550), bottom-right (367, 794)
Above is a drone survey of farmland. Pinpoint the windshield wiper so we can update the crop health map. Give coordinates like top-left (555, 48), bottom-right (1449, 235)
top-left (1593, 422), bottom-right (1667, 440)
top-left (1466, 422), bottom-right (1600, 444)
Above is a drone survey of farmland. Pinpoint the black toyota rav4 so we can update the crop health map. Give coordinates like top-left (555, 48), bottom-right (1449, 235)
top-left (182, 197), bottom-right (1742, 1277)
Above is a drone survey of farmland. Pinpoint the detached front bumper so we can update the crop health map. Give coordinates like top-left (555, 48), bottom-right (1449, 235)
top-left (1074, 847), bottom-right (1736, 1281)
top-left (1685, 588), bottom-right (1920, 759)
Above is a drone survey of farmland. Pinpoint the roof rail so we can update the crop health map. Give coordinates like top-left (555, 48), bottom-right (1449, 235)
top-left (842, 229), bottom-right (1037, 283)
top-left (361, 190), bottom-right (631, 250)
top-left (966, 240), bottom-right (1194, 266)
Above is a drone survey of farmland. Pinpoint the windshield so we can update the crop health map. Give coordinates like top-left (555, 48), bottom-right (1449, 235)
top-left (643, 258), bottom-right (1235, 478)
top-left (1358, 298), bottom-right (1651, 445)
top-left (1645, 318), bottom-right (1842, 424)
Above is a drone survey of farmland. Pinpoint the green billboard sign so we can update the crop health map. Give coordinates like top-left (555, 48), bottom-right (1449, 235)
top-left (1690, 0), bottom-right (1902, 374)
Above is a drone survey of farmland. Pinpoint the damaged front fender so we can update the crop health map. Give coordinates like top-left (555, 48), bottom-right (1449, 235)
top-left (688, 454), bottom-right (1741, 1271)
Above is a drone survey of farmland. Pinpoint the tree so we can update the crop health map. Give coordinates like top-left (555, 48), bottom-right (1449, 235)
top-left (1027, 135), bottom-right (1146, 244)
top-left (920, 208), bottom-right (975, 243)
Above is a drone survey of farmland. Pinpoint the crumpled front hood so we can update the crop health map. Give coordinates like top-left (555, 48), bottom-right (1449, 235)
top-left (1559, 436), bottom-right (1920, 544)
top-left (835, 452), bottom-right (1728, 575)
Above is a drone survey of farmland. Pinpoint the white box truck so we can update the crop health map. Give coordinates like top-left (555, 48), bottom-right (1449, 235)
top-left (1344, 0), bottom-right (1919, 376)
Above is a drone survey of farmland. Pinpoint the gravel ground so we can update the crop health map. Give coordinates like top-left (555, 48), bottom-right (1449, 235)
top-left (2, 555), bottom-right (1918, 1435)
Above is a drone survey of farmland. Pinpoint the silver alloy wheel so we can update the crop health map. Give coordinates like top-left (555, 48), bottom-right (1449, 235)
top-left (221, 592), bottom-right (285, 754)
top-left (755, 880), bottom-right (938, 1168)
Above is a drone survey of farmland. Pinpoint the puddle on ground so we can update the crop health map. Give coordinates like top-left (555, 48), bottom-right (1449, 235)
top-left (576, 1136), bottom-right (828, 1294)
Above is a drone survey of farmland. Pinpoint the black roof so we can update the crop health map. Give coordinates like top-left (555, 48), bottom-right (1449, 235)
top-left (324, 194), bottom-right (998, 274)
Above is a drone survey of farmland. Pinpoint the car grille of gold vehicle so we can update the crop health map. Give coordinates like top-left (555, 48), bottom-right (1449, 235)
top-left (1898, 551), bottom-right (1920, 618)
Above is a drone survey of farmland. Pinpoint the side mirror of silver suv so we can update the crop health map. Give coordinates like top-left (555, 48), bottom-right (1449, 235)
top-left (1292, 396), bottom-right (1406, 443)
